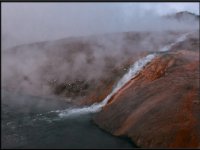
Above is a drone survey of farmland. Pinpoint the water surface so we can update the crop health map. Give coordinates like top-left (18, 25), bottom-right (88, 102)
top-left (1, 89), bottom-right (136, 149)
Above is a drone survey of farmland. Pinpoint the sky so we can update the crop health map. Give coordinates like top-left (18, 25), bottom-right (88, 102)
top-left (2, 2), bottom-right (199, 49)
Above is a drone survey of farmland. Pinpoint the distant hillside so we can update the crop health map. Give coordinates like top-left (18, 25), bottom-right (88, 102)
top-left (164, 11), bottom-right (199, 22)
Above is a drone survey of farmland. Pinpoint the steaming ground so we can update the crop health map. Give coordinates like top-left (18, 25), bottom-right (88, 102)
top-left (2, 31), bottom-right (190, 98)
top-left (2, 30), bottom-right (199, 148)
top-left (2, 30), bottom-right (199, 101)
top-left (2, 10), bottom-right (199, 148)
top-left (33, 32), bottom-right (193, 118)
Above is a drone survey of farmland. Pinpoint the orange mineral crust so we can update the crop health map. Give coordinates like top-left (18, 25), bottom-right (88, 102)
top-left (94, 50), bottom-right (200, 148)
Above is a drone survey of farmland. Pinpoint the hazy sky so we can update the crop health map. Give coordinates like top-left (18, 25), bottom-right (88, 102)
top-left (2, 2), bottom-right (199, 49)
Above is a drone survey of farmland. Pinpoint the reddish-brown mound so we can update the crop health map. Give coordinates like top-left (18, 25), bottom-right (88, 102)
top-left (94, 50), bottom-right (200, 148)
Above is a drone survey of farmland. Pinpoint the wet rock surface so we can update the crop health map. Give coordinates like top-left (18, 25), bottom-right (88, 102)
top-left (94, 50), bottom-right (200, 148)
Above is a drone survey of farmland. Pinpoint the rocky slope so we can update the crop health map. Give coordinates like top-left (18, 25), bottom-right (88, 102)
top-left (93, 50), bottom-right (200, 148)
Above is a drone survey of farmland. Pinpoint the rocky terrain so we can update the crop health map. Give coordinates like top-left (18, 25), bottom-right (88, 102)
top-left (93, 49), bottom-right (199, 148)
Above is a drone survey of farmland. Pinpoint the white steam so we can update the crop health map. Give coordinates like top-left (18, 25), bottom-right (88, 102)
top-left (2, 3), bottom-right (199, 49)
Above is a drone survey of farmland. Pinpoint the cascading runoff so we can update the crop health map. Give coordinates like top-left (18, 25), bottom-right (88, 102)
top-left (159, 32), bottom-right (189, 52)
top-left (58, 54), bottom-right (156, 118)
top-left (55, 32), bottom-right (189, 118)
